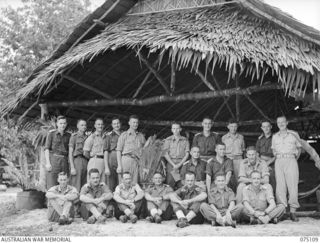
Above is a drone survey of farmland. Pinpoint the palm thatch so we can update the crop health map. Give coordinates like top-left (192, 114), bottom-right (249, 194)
top-left (2, 1), bottom-right (320, 117)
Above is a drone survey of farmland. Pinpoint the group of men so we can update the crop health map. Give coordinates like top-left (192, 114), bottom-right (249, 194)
top-left (45, 114), bottom-right (302, 227)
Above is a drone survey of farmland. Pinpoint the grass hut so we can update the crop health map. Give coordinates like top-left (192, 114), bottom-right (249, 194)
top-left (2, 0), bottom-right (320, 209)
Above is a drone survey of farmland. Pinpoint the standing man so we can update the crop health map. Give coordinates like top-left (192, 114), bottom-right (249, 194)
top-left (69, 119), bottom-right (88, 193)
top-left (105, 117), bottom-right (122, 191)
top-left (256, 120), bottom-right (276, 191)
top-left (192, 117), bottom-right (221, 161)
top-left (242, 171), bottom-right (285, 224)
top-left (116, 115), bottom-right (146, 184)
top-left (271, 116), bottom-right (302, 221)
top-left (145, 172), bottom-right (174, 223)
top-left (222, 119), bottom-right (245, 185)
top-left (46, 172), bottom-right (78, 225)
top-left (163, 122), bottom-right (190, 189)
top-left (236, 146), bottom-right (270, 203)
top-left (45, 116), bottom-right (71, 190)
top-left (79, 168), bottom-right (113, 224)
top-left (200, 173), bottom-right (243, 227)
top-left (170, 172), bottom-right (207, 228)
top-left (180, 146), bottom-right (207, 190)
top-left (206, 143), bottom-right (233, 192)
top-left (113, 172), bottom-right (145, 223)
top-left (83, 118), bottom-right (110, 183)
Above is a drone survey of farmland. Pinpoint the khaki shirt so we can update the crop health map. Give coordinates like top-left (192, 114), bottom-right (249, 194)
top-left (163, 135), bottom-right (190, 160)
top-left (47, 185), bottom-right (78, 206)
top-left (208, 186), bottom-right (235, 210)
top-left (114, 183), bottom-right (143, 200)
top-left (145, 184), bottom-right (173, 198)
top-left (206, 156), bottom-right (233, 181)
top-left (238, 158), bottom-right (269, 179)
top-left (69, 132), bottom-right (87, 157)
top-left (180, 159), bottom-right (207, 182)
top-left (242, 184), bottom-right (274, 211)
top-left (271, 130), bottom-right (302, 156)
top-left (45, 130), bottom-right (71, 156)
top-left (80, 182), bottom-right (111, 198)
top-left (174, 184), bottom-right (204, 200)
top-left (116, 129), bottom-right (146, 156)
top-left (105, 130), bottom-right (121, 152)
top-left (83, 132), bottom-right (106, 157)
top-left (222, 133), bottom-right (245, 159)
top-left (256, 134), bottom-right (273, 158)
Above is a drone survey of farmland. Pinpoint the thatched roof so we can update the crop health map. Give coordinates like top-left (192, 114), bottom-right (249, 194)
top-left (2, 0), bottom-right (320, 138)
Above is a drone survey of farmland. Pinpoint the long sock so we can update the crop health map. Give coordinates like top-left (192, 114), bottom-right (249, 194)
top-left (124, 209), bottom-right (132, 216)
top-left (186, 211), bottom-right (196, 222)
top-left (157, 209), bottom-right (163, 216)
top-left (176, 210), bottom-right (185, 219)
top-left (150, 208), bottom-right (158, 217)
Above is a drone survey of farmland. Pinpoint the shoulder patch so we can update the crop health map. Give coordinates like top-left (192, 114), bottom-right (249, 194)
top-left (194, 132), bottom-right (202, 137)
top-left (48, 129), bottom-right (56, 133)
top-left (261, 185), bottom-right (268, 190)
top-left (183, 160), bottom-right (190, 166)
top-left (195, 187), bottom-right (201, 192)
top-left (258, 134), bottom-right (263, 139)
top-left (106, 131), bottom-right (112, 135)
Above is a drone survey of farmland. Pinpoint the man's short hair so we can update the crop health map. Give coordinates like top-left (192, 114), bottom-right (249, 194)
top-left (77, 119), bottom-right (86, 125)
top-left (95, 118), bottom-right (104, 123)
top-left (123, 171), bottom-right (131, 177)
top-left (250, 170), bottom-right (261, 178)
top-left (246, 146), bottom-right (256, 153)
top-left (277, 115), bottom-right (287, 120)
top-left (215, 143), bottom-right (226, 148)
top-left (129, 115), bottom-right (139, 121)
top-left (185, 171), bottom-right (196, 178)
top-left (88, 168), bottom-right (100, 177)
top-left (171, 122), bottom-right (181, 127)
top-left (227, 118), bottom-right (238, 125)
top-left (261, 120), bottom-right (271, 125)
top-left (202, 117), bottom-right (212, 122)
top-left (58, 172), bottom-right (68, 178)
top-left (214, 172), bottom-right (226, 180)
top-left (57, 115), bottom-right (67, 122)
top-left (153, 171), bottom-right (164, 177)
top-left (111, 116), bottom-right (120, 123)
top-left (191, 145), bottom-right (200, 151)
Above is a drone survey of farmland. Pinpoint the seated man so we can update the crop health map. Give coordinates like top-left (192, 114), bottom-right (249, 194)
top-left (79, 168), bottom-right (113, 224)
top-left (170, 172), bottom-right (207, 228)
top-left (180, 146), bottom-right (207, 190)
top-left (200, 173), bottom-right (243, 228)
top-left (206, 143), bottom-right (233, 192)
top-left (113, 172), bottom-right (145, 223)
top-left (236, 146), bottom-right (270, 203)
top-left (145, 172), bottom-right (174, 224)
top-left (242, 170), bottom-right (285, 224)
top-left (46, 172), bottom-right (78, 225)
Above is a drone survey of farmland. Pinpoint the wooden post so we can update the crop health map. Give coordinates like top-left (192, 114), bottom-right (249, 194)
top-left (316, 190), bottom-right (320, 212)
top-left (235, 74), bottom-right (240, 122)
top-left (170, 59), bottom-right (176, 95)
top-left (194, 69), bottom-right (215, 91)
top-left (39, 103), bottom-right (48, 121)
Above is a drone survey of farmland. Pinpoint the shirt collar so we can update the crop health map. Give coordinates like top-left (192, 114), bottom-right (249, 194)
top-left (57, 185), bottom-right (71, 193)
top-left (127, 129), bottom-right (138, 135)
top-left (94, 131), bottom-right (103, 137)
top-left (212, 185), bottom-right (227, 193)
top-left (260, 133), bottom-right (272, 139)
top-left (112, 130), bottom-right (121, 136)
top-left (88, 182), bottom-right (103, 189)
top-left (248, 184), bottom-right (264, 192)
top-left (226, 132), bottom-right (239, 138)
top-left (77, 131), bottom-right (85, 136)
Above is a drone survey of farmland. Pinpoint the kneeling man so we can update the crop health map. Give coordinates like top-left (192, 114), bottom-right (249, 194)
top-left (113, 172), bottom-right (145, 223)
top-left (170, 172), bottom-right (207, 228)
top-left (46, 172), bottom-right (78, 225)
top-left (242, 170), bottom-right (285, 224)
top-left (145, 172), bottom-right (174, 223)
top-left (80, 168), bottom-right (113, 224)
top-left (200, 173), bottom-right (242, 227)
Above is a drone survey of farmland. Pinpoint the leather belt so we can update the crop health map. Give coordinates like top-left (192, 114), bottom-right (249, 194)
top-left (91, 155), bottom-right (104, 159)
top-left (53, 153), bottom-right (67, 157)
top-left (276, 154), bottom-right (295, 159)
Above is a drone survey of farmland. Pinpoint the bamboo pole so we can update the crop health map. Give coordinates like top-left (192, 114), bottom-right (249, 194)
top-left (136, 52), bottom-right (170, 94)
top-left (194, 69), bottom-right (215, 91)
top-left (244, 93), bottom-right (271, 121)
top-left (47, 83), bottom-right (281, 108)
top-left (213, 96), bottom-right (231, 121)
top-left (62, 74), bottom-right (113, 99)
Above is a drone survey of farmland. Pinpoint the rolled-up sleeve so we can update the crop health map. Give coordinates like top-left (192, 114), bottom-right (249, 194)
top-left (83, 135), bottom-right (93, 152)
top-left (44, 132), bottom-right (53, 151)
top-left (116, 134), bottom-right (125, 152)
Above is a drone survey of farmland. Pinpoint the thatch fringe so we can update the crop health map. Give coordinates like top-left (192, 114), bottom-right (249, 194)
top-left (2, 3), bottom-right (320, 116)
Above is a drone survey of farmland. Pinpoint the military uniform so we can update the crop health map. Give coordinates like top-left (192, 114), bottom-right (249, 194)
top-left (271, 130), bottom-right (302, 210)
top-left (116, 129), bottom-right (146, 184)
top-left (45, 130), bottom-right (71, 189)
top-left (163, 135), bottom-right (190, 188)
top-left (105, 130), bottom-right (121, 191)
top-left (222, 133), bottom-right (245, 184)
top-left (206, 156), bottom-right (233, 187)
top-left (236, 158), bottom-right (270, 203)
top-left (242, 184), bottom-right (285, 223)
top-left (200, 185), bottom-right (243, 222)
top-left (180, 158), bottom-right (207, 190)
top-left (256, 133), bottom-right (276, 192)
top-left (114, 182), bottom-right (145, 219)
top-left (79, 182), bottom-right (113, 220)
top-left (69, 132), bottom-right (88, 192)
top-left (145, 183), bottom-right (174, 220)
top-left (171, 185), bottom-right (205, 224)
top-left (83, 132), bottom-right (107, 183)
top-left (192, 132), bottom-right (221, 161)
top-left (46, 185), bottom-right (78, 222)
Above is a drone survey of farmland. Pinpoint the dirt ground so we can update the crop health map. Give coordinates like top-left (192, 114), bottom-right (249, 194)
top-left (1, 188), bottom-right (320, 236)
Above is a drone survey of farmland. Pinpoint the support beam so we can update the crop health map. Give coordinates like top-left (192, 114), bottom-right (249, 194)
top-left (244, 94), bottom-right (271, 121)
top-left (47, 83), bottom-right (281, 108)
top-left (62, 75), bottom-right (113, 99)
top-left (170, 59), bottom-right (176, 95)
top-left (194, 69), bottom-right (215, 91)
top-left (213, 96), bottom-right (231, 121)
top-left (39, 103), bottom-right (48, 120)
top-left (136, 52), bottom-right (170, 94)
